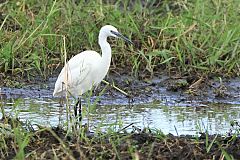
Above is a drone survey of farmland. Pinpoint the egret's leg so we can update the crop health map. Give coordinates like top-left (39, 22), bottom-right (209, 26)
top-left (78, 97), bottom-right (82, 121)
top-left (74, 97), bottom-right (82, 122)
top-left (74, 99), bottom-right (79, 118)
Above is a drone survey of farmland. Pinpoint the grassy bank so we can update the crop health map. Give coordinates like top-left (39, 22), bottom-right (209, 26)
top-left (1, 0), bottom-right (240, 81)
top-left (0, 116), bottom-right (239, 159)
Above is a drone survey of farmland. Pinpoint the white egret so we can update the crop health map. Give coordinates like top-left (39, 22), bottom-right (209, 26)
top-left (53, 25), bottom-right (133, 120)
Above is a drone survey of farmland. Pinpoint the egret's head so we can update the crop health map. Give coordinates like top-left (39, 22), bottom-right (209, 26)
top-left (100, 25), bottom-right (133, 44)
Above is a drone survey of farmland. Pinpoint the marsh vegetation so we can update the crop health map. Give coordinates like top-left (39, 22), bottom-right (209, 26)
top-left (1, 0), bottom-right (240, 159)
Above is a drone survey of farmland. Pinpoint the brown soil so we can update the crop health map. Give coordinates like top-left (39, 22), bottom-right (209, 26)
top-left (1, 124), bottom-right (240, 160)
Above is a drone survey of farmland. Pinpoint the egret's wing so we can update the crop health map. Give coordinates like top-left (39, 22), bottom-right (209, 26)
top-left (53, 59), bottom-right (91, 96)
top-left (70, 59), bottom-right (91, 86)
top-left (53, 51), bottom-right (101, 97)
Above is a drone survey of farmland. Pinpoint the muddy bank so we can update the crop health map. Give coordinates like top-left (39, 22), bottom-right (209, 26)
top-left (1, 124), bottom-right (240, 160)
top-left (1, 74), bottom-right (240, 105)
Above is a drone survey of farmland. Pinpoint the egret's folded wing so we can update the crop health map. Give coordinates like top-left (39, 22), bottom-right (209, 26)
top-left (53, 59), bottom-right (91, 96)
top-left (71, 60), bottom-right (91, 86)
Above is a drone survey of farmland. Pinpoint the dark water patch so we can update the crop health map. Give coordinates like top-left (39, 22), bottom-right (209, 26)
top-left (1, 76), bottom-right (240, 105)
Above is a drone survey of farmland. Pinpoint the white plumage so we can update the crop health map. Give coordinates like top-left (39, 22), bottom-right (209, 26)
top-left (53, 25), bottom-right (132, 97)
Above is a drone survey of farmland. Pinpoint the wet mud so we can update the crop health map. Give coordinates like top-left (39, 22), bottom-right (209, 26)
top-left (1, 74), bottom-right (240, 105)
top-left (1, 122), bottom-right (240, 160)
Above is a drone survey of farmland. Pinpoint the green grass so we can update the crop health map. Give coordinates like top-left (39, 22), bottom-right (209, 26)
top-left (1, 0), bottom-right (240, 81)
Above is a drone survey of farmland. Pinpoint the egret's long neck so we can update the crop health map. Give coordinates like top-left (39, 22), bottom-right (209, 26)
top-left (98, 33), bottom-right (112, 67)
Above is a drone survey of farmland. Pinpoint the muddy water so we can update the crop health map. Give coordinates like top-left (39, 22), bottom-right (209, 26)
top-left (1, 96), bottom-right (239, 135)
top-left (0, 76), bottom-right (240, 135)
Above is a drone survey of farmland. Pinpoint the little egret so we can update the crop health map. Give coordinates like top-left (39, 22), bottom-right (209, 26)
top-left (53, 25), bottom-right (133, 120)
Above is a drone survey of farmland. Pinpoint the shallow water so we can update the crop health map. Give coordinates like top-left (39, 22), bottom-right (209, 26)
top-left (1, 97), bottom-right (239, 135)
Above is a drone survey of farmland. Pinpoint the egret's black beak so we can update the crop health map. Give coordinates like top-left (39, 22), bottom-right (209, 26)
top-left (111, 30), bottom-right (133, 45)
